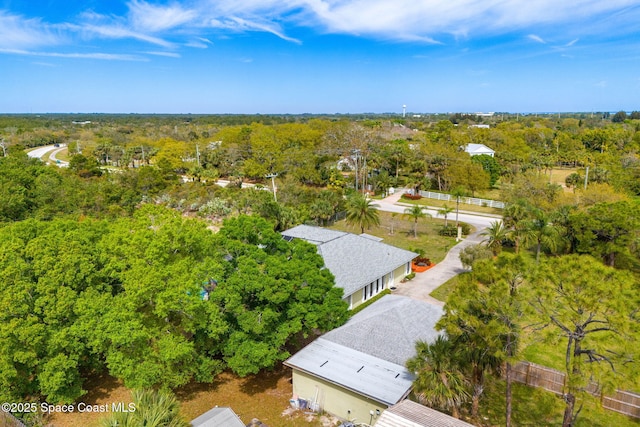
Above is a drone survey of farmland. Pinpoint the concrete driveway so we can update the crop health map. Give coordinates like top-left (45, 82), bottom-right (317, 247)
top-left (374, 191), bottom-right (499, 306)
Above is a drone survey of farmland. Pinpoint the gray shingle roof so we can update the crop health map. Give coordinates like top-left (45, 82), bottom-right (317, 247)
top-left (323, 295), bottom-right (443, 366)
top-left (281, 225), bottom-right (347, 245)
top-left (284, 338), bottom-right (415, 406)
top-left (376, 400), bottom-right (476, 427)
top-left (284, 296), bottom-right (443, 408)
top-left (190, 407), bottom-right (244, 427)
top-left (282, 225), bottom-right (417, 297)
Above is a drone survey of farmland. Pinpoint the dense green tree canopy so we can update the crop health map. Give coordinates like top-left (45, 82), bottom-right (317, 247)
top-left (0, 208), bottom-right (347, 403)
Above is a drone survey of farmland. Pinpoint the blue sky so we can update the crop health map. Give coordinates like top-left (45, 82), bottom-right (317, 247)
top-left (1, 0), bottom-right (640, 114)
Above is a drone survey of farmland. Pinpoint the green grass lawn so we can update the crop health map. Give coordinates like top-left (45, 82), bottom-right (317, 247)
top-left (55, 146), bottom-right (71, 162)
top-left (549, 167), bottom-right (579, 186)
top-left (429, 273), bottom-right (464, 302)
top-left (328, 211), bottom-right (458, 263)
top-left (400, 196), bottom-right (503, 216)
top-left (477, 376), bottom-right (640, 427)
top-left (430, 267), bottom-right (640, 396)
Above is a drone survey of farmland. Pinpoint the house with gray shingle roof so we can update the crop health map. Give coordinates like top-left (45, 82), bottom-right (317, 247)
top-left (281, 225), bottom-right (416, 309)
top-left (284, 295), bottom-right (443, 424)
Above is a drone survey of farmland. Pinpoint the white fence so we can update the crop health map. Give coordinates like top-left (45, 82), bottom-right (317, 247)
top-left (417, 190), bottom-right (505, 209)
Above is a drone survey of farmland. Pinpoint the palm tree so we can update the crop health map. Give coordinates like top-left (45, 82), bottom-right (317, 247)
top-left (403, 205), bottom-right (431, 238)
top-left (406, 336), bottom-right (469, 419)
top-left (374, 169), bottom-right (394, 197)
top-left (389, 212), bottom-right (398, 235)
top-left (345, 193), bottom-right (380, 234)
top-left (481, 221), bottom-right (508, 256)
top-left (309, 199), bottom-right (333, 226)
top-left (503, 200), bottom-right (532, 254)
top-left (524, 209), bottom-right (563, 262)
top-left (450, 186), bottom-right (467, 228)
top-left (437, 204), bottom-right (454, 227)
top-left (101, 389), bottom-right (188, 427)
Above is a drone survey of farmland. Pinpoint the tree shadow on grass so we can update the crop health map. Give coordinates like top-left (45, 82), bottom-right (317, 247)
top-left (240, 366), bottom-right (290, 396)
top-left (80, 372), bottom-right (125, 403)
top-left (173, 374), bottom-right (229, 402)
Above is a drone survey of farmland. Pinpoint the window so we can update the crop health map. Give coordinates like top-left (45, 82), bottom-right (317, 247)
top-left (363, 278), bottom-right (383, 302)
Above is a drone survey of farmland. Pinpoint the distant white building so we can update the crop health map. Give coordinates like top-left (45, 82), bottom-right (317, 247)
top-left (464, 143), bottom-right (495, 157)
top-left (469, 124), bottom-right (490, 129)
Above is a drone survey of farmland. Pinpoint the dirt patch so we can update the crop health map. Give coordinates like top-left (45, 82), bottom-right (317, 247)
top-left (47, 368), bottom-right (326, 427)
top-left (47, 374), bottom-right (132, 427)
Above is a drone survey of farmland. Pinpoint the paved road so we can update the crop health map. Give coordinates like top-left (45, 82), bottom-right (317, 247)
top-left (375, 192), bottom-right (501, 306)
top-left (27, 145), bottom-right (58, 159)
top-left (27, 144), bottom-right (69, 167)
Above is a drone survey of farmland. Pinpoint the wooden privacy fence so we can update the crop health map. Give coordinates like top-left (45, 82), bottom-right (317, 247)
top-left (513, 361), bottom-right (640, 419)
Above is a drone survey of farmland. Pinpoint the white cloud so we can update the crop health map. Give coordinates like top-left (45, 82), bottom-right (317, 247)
top-left (70, 23), bottom-right (175, 48)
top-left (229, 17), bottom-right (302, 44)
top-left (144, 51), bottom-right (181, 58)
top-left (32, 62), bottom-right (58, 67)
top-left (128, 0), bottom-right (198, 32)
top-left (528, 34), bottom-right (546, 44)
top-left (186, 37), bottom-right (213, 48)
top-left (0, 48), bottom-right (147, 61)
top-left (0, 11), bottom-right (63, 49)
top-left (1, 0), bottom-right (638, 58)
top-left (173, 0), bottom-right (640, 43)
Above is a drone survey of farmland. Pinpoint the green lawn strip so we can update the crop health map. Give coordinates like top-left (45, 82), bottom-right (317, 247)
top-left (399, 196), bottom-right (503, 216)
top-left (328, 211), bottom-right (457, 263)
top-left (429, 273), bottom-right (463, 302)
top-left (55, 147), bottom-right (71, 162)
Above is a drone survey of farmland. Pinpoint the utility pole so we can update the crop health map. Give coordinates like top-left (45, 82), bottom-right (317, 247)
top-left (353, 149), bottom-right (361, 192)
top-left (196, 144), bottom-right (200, 167)
top-left (362, 154), bottom-right (367, 194)
top-left (266, 173), bottom-right (278, 202)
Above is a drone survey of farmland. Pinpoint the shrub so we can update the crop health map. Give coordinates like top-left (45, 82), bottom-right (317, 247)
top-left (439, 222), bottom-right (471, 236)
top-left (402, 193), bottom-right (422, 200)
top-left (459, 244), bottom-right (493, 269)
top-left (413, 256), bottom-right (431, 266)
top-left (350, 289), bottom-right (391, 316)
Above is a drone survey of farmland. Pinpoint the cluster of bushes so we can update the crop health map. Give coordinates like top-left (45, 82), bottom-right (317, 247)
top-left (402, 193), bottom-right (422, 200)
top-left (438, 222), bottom-right (471, 236)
